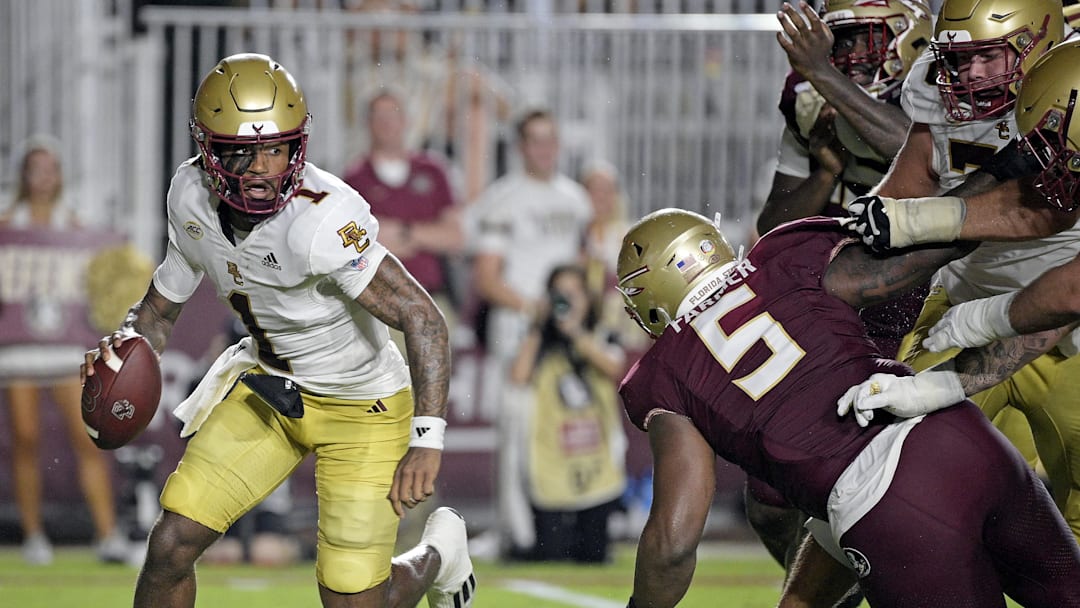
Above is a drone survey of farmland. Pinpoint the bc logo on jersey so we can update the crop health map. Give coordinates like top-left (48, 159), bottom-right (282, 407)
top-left (337, 221), bottom-right (370, 254)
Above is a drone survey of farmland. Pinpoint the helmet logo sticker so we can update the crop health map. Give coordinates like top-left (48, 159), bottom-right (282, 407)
top-left (616, 265), bottom-right (649, 298)
top-left (675, 255), bottom-right (699, 277)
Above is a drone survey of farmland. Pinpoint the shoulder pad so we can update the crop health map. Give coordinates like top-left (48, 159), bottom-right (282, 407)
top-left (287, 190), bottom-right (381, 276)
top-left (778, 71), bottom-right (811, 145)
top-left (901, 50), bottom-right (944, 125)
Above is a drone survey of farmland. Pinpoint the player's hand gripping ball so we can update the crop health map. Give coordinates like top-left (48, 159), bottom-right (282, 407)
top-left (81, 336), bottom-right (162, 449)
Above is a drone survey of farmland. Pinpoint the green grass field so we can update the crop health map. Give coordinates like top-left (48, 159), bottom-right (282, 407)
top-left (0, 542), bottom-right (790, 607)
top-left (0, 542), bottom-right (1022, 607)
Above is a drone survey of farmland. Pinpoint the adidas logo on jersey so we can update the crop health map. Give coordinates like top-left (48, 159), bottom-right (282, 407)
top-left (367, 400), bottom-right (388, 414)
top-left (261, 252), bottom-right (282, 270)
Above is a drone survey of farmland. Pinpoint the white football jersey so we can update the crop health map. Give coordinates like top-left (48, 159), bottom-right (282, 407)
top-left (152, 159), bottom-right (411, 400)
top-left (466, 172), bottom-right (593, 358)
top-left (901, 49), bottom-right (1080, 315)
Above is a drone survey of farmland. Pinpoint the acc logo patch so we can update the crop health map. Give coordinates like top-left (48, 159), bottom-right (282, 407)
top-left (843, 547), bottom-right (871, 578)
top-left (184, 221), bottom-right (204, 240)
top-left (348, 256), bottom-right (369, 271)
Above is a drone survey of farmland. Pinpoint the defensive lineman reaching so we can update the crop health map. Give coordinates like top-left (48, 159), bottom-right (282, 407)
top-left (615, 209), bottom-right (1080, 608)
top-left (81, 54), bottom-right (475, 608)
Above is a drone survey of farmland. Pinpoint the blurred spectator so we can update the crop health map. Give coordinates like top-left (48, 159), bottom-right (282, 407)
top-left (345, 88), bottom-right (465, 343)
top-left (0, 137), bottom-right (131, 565)
top-left (343, 0), bottom-right (513, 202)
top-left (578, 160), bottom-right (648, 353)
top-left (467, 108), bottom-right (593, 559)
top-left (509, 264), bottom-right (627, 563)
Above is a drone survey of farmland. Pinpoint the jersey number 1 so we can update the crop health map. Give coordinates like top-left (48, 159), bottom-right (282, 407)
top-left (228, 291), bottom-right (292, 373)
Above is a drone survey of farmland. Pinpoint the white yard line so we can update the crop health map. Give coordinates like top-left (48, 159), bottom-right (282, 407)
top-left (501, 579), bottom-right (625, 608)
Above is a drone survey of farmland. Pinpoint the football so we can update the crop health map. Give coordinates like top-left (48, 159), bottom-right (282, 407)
top-left (81, 335), bottom-right (162, 450)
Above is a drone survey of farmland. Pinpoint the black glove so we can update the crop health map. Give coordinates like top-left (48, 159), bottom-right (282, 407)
top-left (979, 138), bottom-right (1043, 182)
top-left (846, 195), bottom-right (892, 253)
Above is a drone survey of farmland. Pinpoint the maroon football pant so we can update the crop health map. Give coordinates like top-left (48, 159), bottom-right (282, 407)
top-left (839, 403), bottom-right (1080, 608)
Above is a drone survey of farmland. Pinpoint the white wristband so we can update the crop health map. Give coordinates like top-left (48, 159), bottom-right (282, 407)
top-left (410, 416), bottom-right (447, 450)
top-left (886, 196), bottom-right (966, 248)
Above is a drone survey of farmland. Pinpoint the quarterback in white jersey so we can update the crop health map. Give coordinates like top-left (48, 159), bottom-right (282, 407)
top-left (81, 54), bottom-right (476, 608)
top-left (155, 158), bottom-right (410, 401)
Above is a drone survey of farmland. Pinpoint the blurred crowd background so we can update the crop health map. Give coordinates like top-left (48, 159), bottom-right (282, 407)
top-left (0, 0), bottom-right (940, 566)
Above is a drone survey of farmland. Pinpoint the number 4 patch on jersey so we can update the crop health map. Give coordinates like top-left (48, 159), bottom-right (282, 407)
top-left (337, 221), bottom-right (370, 254)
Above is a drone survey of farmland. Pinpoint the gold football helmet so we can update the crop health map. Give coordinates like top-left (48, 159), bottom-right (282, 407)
top-left (190, 53), bottom-right (311, 215)
top-left (822, 0), bottom-right (933, 98)
top-left (617, 209), bottom-right (737, 338)
top-left (1016, 40), bottom-right (1080, 211)
top-left (932, 0), bottom-right (1063, 122)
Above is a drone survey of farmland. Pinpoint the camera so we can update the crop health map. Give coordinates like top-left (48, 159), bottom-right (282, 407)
top-left (550, 291), bottom-right (572, 319)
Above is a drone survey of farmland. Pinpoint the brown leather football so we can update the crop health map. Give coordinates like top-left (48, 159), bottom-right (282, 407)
top-left (80, 336), bottom-right (162, 450)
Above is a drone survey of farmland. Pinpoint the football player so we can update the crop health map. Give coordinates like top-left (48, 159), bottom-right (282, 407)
top-left (751, 3), bottom-right (931, 600)
top-left (852, 40), bottom-right (1080, 489)
top-left (844, 0), bottom-right (1080, 544)
top-left (616, 209), bottom-right (1080, 608)
top-left (80, 54), bottom-right (475, 608)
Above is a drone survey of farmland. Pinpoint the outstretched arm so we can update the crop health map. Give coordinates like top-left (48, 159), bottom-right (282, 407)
top-left (629, 413), bottom-right (715, 608)
top-left (823, 240), bottom-right (977, 309)
top-left (952, 327), bottom-right (1074, 395)
top-left (923, 254), bottom-right (1080, 353)
top-left (776, 1), bottom-right (909, 159)
top-left (356, 253), bottom-right (450, 517)
top-left (837, 326), bottom-right (1072, 425)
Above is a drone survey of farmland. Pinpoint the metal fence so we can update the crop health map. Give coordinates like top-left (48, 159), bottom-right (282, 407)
top-left (3, 2), bottom-right (794, 256)
top-left (142, 8), bottom-right (789, 243)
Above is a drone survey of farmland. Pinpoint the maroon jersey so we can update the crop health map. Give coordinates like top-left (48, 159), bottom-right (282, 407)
top-left (776, 71), bottom-right (924, 357)
top-left (619, 217), bottom-right (911, 520)
top-left (343, 153), bottom-right (455, 293)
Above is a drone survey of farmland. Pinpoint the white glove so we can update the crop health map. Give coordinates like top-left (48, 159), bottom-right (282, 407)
top-left (923, 292), bottom-right (1018, 352)
top-left (837, 371), bottom-right (966, 427)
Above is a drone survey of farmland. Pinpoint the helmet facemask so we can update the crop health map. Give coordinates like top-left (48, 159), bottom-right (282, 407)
top-left (192, 119), bottom-right (309, 216)
top-left (830, 21), bottom-right (894, 95)
top-left (933, 17), bottom-right (1049, 122)
top-left (1020, 90), bottom-right (1080, 212)
top-left (190, 53), bottom-right (311, 217)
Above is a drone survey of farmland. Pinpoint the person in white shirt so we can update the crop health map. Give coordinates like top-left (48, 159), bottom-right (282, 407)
top-left (467, 108), bottom-right (593, 558)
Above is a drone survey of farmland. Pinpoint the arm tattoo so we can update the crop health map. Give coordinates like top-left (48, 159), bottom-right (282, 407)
top-left (357, 256), bottom-right (450, 418)
top-left (825, 241), bottom-right (978, 308)
top-left (128, 284), bottom-right (183, 354)
top-left (953, 327), bottom-right (1073, 395)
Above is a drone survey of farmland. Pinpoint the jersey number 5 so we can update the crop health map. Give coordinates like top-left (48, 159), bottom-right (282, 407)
top-left (690, 285), bottom-right (805, 400)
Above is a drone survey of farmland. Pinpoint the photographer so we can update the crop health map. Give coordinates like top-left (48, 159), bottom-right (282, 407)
top-left (509, 264), bottom-right (628, 563)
